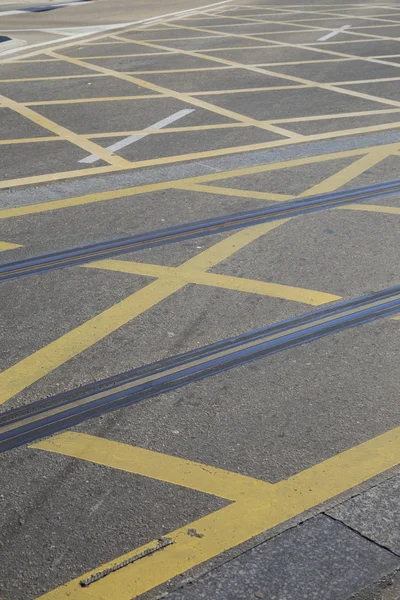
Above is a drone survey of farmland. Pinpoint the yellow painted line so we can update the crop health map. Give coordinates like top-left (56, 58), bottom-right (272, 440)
top-left (75, 51), bottom-right (178, 59)
top-left (84, 259), bottom-right (340, 306)
top-left (31, 432), bottom-right (271, 501)
top-left (140, 34), bottom-right (226, 41)
top-left (88, 122), bottom-right (247, 136)
top-left (340, 203), bottom-right (400, 215)
top-left (48, 51), bottom-right (301, 140)
top-left (24, 94), bottom-right (162, 106)
top-left (161, 22), bottom-right (400, 99)
top-left (0, 164), bottom-right (121, 192)
top-left (298, 150), bottom-right (395, 197)
top-left (0, 136), bottom-right (59, 145)
top-left (0, 93), bottom-right (132, 168)
top-left (7, 113), bottom-right (400, 190)
top-left (0, 221), bottom-right (286, 406)
top-left (0, 124), bottom-right (248, 147)
top-left (254, 57), bottom-right (354, 66)
top-left (0, 180), bottom-right (175, 219)
top-left (0, 74), bottom-right (106, 82)
top-left (126, 65), bottom-right (234, 74)
top-left (34, 427), bottom-right (400, 600)
top-left (1, 143), bottom-right (398, 217)
top-left (0, 241), bottom-right (21, 252)
top-left (191, 84), bottom-right (312, 95)
top-left (176, 183), bottom-right (291, 201)
top-left (268, 107), bottom-right (400, 125)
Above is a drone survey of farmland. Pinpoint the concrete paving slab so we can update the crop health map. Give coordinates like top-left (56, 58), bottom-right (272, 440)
top-left (0, 445), bottom-right (226, 600)
top-left (165, 515), bottom-right (400, 600)
top-left (328, 475), bottom-right (400, 555)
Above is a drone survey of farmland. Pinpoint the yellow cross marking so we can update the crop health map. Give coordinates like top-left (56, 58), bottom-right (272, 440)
top-left (32, 427), bottom-right (400, 599)
top-left (83, 258), bottom-right (340, 306)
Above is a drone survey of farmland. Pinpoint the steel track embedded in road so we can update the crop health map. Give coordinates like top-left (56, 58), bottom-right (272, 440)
top-left (1, 283), bottom-right (400, 452)
top-left (0, 178), bottom-right (400, 284)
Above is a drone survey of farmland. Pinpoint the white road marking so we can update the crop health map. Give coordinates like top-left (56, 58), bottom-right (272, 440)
top-left (318, 25), bottom-right (351, 41)
top-left (0, 2), bottom-right (92, 17)
top-left (79, 109), bottom-right (195, 164)
top-left (0, 10), bottom-right (24, 16)
top-left (0, 0), bottom-right (234, 58)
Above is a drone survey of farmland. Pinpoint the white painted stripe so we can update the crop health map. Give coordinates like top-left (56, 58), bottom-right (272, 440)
top-left (0, 0), bottom-right (234, 58)
top-left (318, 25), bottom-right (351, 41)
top-left (79, 109), bottom-right (195, 164)
top-left (0, 2), bottom-right (91, 16)
top-left (0, 10), bottom-right (24, 16)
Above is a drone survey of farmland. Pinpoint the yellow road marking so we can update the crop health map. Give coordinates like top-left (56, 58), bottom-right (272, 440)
top-left (0, 74), bottom-right (107, 82)
top-left (24, 94), bottom-right (162, 106)
top-left (84, 258), bottom-right (340, 305)
top-left (0, 93), bottom-right (132, 168)
top-left (298, 150), bottom-right (394, 196)
top-left (1, 144), bottom-right (398, 406)
top-left (0, 123), bottom-right (247, 146)
top-left (0, 136), bottom-right (59, 145)
top-left (0, 241), bottom-right (21, 252)
top-left (48, 50), bottom-right (301, 140)
top-left (340, 203), bottom-right (400, 215)
top-left (163, 21), bottom-right (400, 82)
top-left (0, 220), bottom-right (286, 406)
top-left (2, 142), bottom-right (400, 217)
top-left (33, 427), bottom-right (400, 600)
top-left (191, 84), bottom-right (311, 95)
top-left (175, 182), bottom-right (291, 201)
top-left (269, 107), bottom-right (400, 125)
top-left (0, 165), bottom-right (121, 192)
top-left (32, 431), bottom-right (270, 501)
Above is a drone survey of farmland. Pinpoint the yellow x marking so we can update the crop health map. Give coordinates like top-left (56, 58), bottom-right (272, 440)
top-left (32, 427), bottom-right (400, 599)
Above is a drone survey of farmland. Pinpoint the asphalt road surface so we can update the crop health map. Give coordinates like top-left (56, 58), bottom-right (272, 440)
top-left (1, 1), bottom-right (400, 599)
